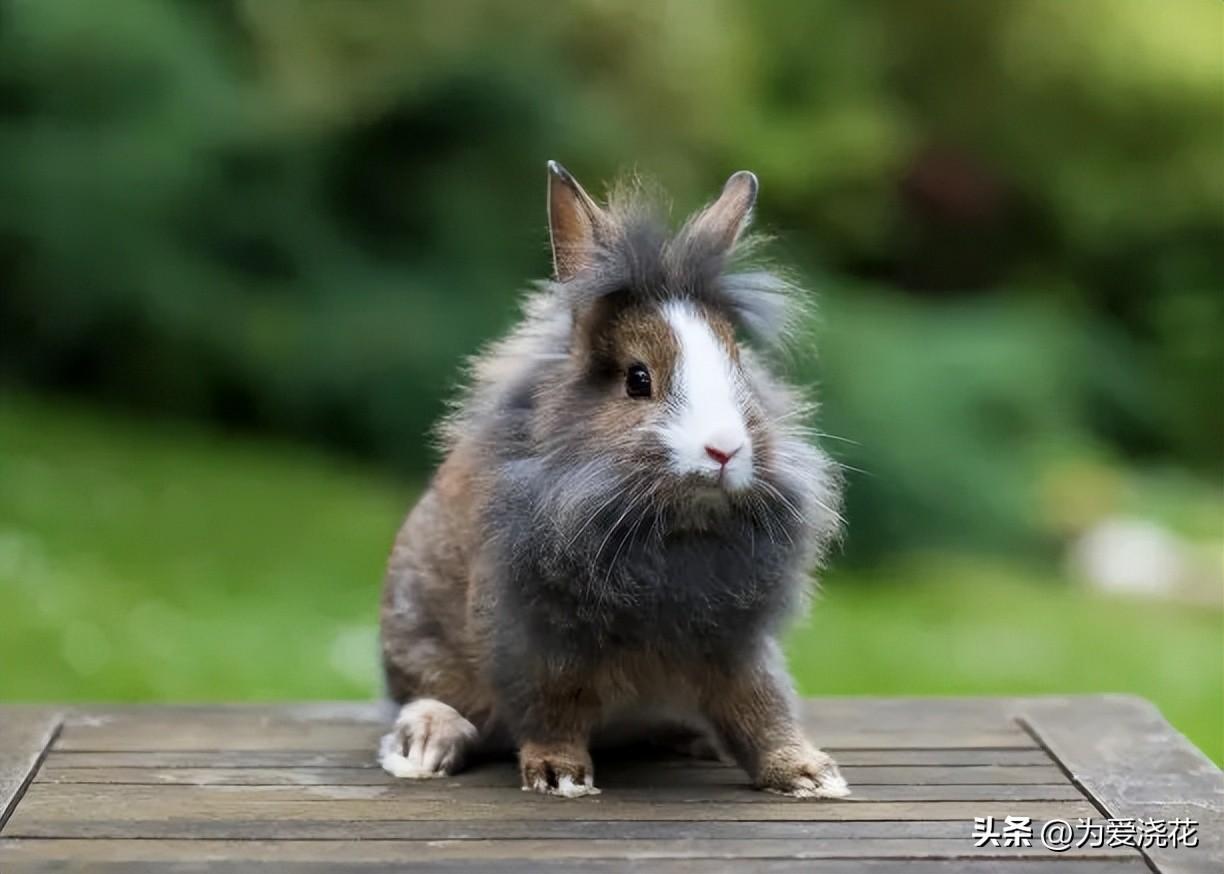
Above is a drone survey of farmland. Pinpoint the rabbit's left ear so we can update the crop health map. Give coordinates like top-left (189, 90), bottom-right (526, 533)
top-left (547, 160), bottom-right (608, 281)
top-left (691, 170), bottom-right (758, 252)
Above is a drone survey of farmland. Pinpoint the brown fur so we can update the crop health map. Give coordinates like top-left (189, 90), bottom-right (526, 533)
top-left (381, 448), bottom-right (494, 725)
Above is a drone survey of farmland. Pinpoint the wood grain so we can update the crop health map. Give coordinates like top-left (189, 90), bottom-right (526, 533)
top-left (1018, 695), bottom-right (1224, 874)
top-left (0, 697), bottom-right (1213, 872)
top-left (44, 747), bottom-right (1055, 768)
top-left (7, 781), bottom-right (1100, 825)
top-left (0, 709), bottom-right (61, 833)
top-left (14, 780), bottom-right (1088, 804)
top-left (0, 837), bottom-right (1143, 862)
top-left (35, 763), bottom-right (1069, 787)
top-left (53, 711), bottom-right (1034, 752)
top-left (0, 817), bottom-right (1137, 841)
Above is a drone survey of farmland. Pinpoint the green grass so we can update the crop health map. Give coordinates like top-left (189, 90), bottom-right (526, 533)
top-left (1, 392), bottom-right (1220, 763)
top-left (0, 393), bottom-right (408, 700)
top-left (788, 557), bottom-right (1222, 764)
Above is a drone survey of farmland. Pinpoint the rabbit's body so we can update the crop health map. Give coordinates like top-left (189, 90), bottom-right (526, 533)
top-left (379, 165), bottom-right (847, 798)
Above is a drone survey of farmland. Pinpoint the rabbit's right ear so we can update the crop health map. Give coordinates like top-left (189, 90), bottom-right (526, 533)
top-left (547, 161), bottom-right (607, 281)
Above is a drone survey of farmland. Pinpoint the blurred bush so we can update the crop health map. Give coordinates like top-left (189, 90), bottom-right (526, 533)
top-left (1, 0), bottom-right (1220, 562)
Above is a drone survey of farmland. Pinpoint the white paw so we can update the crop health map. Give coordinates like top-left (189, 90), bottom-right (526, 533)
top-left (378, 698), bottom-right (478, 779)
top-left (759, 746), bottom-right (852, 799)
top-left (765, 771), bottom-right (851, 799)
top-left (552, 773), bottom-right (601, 798)
top-left (522, 772), bottom-right (601, 798)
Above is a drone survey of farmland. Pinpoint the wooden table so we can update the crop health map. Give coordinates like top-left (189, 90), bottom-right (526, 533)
top-left (1, 696), bottom-right (1219, 872)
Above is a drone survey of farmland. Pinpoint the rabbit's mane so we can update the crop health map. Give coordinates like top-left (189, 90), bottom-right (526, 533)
top-left (431, 179), bottom-right (840, 652)
top-left (440, 178), bottom-right (806, 453)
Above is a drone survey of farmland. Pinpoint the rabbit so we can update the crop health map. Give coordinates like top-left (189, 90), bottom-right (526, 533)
top-left (378, 162), bottom-right (847, 799)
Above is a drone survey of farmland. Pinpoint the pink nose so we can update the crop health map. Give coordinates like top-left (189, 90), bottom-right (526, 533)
top-left (705, 445), bottom-right (738, 467)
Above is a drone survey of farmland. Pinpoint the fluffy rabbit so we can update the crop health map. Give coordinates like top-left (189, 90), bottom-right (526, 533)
top-left (378, 163), bottom-right (847, 799)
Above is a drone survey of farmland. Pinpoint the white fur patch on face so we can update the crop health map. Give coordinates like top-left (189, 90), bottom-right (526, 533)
top-left (658, 302), bottom-right (752, 491)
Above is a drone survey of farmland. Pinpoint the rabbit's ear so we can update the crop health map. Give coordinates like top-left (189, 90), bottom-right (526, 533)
top-left (548, 160), bottom-right (607, 281)
top-left (691, 170), bottom-right (758, 252)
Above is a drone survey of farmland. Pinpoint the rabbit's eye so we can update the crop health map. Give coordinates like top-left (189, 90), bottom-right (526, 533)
top-left (625, 363), bottom-right (652, 399)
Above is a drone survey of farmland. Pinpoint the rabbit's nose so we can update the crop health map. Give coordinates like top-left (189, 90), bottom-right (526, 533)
top-left (705, 444), bottom-right (740, 467)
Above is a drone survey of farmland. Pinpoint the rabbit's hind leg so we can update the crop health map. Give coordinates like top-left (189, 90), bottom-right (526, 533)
top-left (379, 698), bottom-right (479, 779)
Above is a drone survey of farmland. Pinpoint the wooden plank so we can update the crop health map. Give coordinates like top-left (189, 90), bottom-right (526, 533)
top-left (0, 817), bottom-right (1115, 841)
top-left (52, 700), bottom-right (1035, 752)
top-left (798, 697), bottom-right (1020, 730)
top-left (11, 780), bottom-right (1087, 804)
top-left (53, 715), bottom-right (387, 752)
top-left (0, 837), bottom-right (1144, 862)
top-left (0, 709), bottom-right (61, 833)
top-left (56, 702), bottom-right (386, 720)
top-left (35, 763), bottom-right (1069, 787)
top-left (53, 713), bottom-right (1033, 752)
top-left (12, 780), bottom-right (1092, 805)
top-left (44, 747), bottom-right (1054, 768)
top-left (1018, 694), bottom-right (1224, 874)
top-left (6, 783), bottom-right (1100, 827)
top-left (0, 856), bottom-right (1157, 873)
top-left (56, 698), bottom-right (1023, 730)
top-left (0, 819), bottom-right (987, 840)
top-left (51, 729), bottom-right (1035, 751)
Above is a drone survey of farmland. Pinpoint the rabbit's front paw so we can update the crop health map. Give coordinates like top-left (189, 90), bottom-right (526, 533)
top-left (379, 698), bottom-right (478, 779)
top-left (756, 744), bottom-right (850, 799)
top-left (519, 742), bottom-right (600, 798)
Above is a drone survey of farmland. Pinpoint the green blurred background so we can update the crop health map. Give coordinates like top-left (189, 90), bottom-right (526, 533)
top-left (1, 1), bottom-right (1220, 760)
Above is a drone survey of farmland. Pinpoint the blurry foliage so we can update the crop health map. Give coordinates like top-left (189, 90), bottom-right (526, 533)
top-left (1, 0), bottom-right (1220, 563)
top-left (810, 291), bottom-right (1106, 559)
